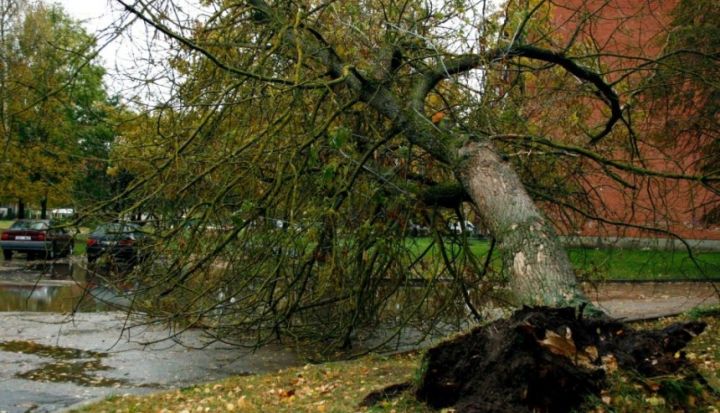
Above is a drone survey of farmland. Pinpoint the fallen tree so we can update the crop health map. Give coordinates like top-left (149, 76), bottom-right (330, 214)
top-left (108, 0), bottom-right (720, 328)
top-left (88, 0), bottom-right (720, 408)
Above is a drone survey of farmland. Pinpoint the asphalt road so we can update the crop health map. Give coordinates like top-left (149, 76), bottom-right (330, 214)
top-left (0, 257), bottom-right (299, 413)
top-left (0, 311), bottom-right (299, 413)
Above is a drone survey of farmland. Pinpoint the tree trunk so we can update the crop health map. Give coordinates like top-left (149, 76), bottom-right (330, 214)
top-left (17, 198), bottom-right (24, 219)
top-left (40, 197), bottom-right (47, 219)
top-left (458, 141), bottom-right (585, 306)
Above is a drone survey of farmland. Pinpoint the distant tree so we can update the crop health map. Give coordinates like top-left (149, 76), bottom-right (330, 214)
top-left (0, 1), bottom-right (110, 218)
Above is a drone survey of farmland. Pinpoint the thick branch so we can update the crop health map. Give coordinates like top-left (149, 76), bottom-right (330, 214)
top-left (419, 182), bottom-right (470, 208)
top-left (249, 0), bottom-right (453, 164)
top-left (411, 45), bottom-right (622, 143)
top-left (495, 134), bottom-right (720, 190)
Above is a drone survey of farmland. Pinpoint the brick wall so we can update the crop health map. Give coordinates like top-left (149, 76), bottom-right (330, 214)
top-left (538, 0), bottom-right (719, 240)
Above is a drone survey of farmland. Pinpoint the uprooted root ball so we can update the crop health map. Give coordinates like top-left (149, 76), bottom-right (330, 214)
top-left (364, 306), bottom-right (706, 413)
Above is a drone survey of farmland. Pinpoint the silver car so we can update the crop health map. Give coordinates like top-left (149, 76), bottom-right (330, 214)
top-left (1, 219), bottom-right (73, 260)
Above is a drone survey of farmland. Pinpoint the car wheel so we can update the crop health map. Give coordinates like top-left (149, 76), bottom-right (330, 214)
top-left (2, 249), bottom-right (11, 261)
top-left (47, 243), bottom-right (56, 259)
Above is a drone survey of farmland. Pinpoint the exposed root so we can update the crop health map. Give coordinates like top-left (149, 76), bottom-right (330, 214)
top-left (362, 306), bottom-right (707, 413)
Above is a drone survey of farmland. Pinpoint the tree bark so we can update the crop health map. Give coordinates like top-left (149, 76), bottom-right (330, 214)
top-left (458, 141), bottom-right (585, 306)
top-left (40, 197), bottom-right (47, 219)
top-left (17, 198), bottom-right (24, 219)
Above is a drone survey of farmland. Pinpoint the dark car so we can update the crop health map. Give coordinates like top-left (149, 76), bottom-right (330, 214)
top-left (86, 223), bottom-right (149, 264)
top-left (0, 219), bottom-right (73, 260)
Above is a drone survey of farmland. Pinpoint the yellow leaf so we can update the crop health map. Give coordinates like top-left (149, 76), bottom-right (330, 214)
top-left (428, 94), bottom-right (443, 108)
top-left (645, 396), bottom-right (665, 406)
top-left (601, 354), bottom-right (618, 373)
top-left (539, 330), bottom-right (577, 358)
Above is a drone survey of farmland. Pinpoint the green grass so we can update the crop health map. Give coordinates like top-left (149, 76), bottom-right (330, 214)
top-left (73, 237), bottom-right (87, 256)
top-left (406, 237), bottom-right (720, 281)
top-left (568, 247), bottom-right (720, 281)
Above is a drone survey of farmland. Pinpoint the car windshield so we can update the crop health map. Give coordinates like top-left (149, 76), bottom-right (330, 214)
top-left (92, 223), bottom-right (141, 236)
top-left (10, 221), bottom-right (49, 230)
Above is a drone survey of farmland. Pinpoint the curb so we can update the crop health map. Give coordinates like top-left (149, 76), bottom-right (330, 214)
top-left (54, 395), bottom-right (111, 413)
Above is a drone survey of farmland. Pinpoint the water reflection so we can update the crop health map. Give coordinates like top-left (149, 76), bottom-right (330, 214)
top-left (0, 259), bottom-right (133, 312)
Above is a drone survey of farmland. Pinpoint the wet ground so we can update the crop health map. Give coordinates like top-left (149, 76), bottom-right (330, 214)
top-left (0, 255), bottom-right (717, 412)
top-left (583, 280), bottom-right (720, 320)
top-left (0, 257), bottom-right (299, 413)
top-left (0, 258), bottom-right (131, 313)
top-left (0, 311), bottom-right (299, 413)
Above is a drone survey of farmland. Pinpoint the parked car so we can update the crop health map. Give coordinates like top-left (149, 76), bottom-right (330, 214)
top-left (86, 223), bottom-right (149, 264)
top-left (0, 219), bottom-right (73, 260)
top-left (448, 220), bottom-right (477, 236)
top-left (408, 221), bottom-right (431, 237)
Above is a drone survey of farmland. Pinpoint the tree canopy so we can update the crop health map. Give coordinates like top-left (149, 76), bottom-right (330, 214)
top-left (74, 0), bottom-right (720, 349)
top-left (0, 1), bottom-right (113, 216)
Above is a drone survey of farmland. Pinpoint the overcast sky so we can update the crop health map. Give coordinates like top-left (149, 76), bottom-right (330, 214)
top-left (52, 0), bottom-right (491, 102)
top-left (55, 0), bottom-right (119, 63)
top-left (52, 0), bottom-right (136, 95)
top-left (52, 0), bottom-right (210, 101)
top-left (52, 0), bottom-right (193, 102)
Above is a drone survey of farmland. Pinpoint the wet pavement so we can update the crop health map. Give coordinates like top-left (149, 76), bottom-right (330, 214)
top-left (0, 312), bottom-right (299, 413)
top-left (584, 281), bottom-right (720, 320)
top-left (0, 257), bottom-right (299, 413)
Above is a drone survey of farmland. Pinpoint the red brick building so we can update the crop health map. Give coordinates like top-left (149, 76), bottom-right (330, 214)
top-left (529, 0), bottom-right (719, 240)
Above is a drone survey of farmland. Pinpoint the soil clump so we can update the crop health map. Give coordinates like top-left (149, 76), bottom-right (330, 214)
top-left (362, 306), bottom-right (707, 412)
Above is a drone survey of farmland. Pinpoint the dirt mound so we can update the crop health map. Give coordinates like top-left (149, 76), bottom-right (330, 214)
top-left (363, 306), bottom-right (706, 412)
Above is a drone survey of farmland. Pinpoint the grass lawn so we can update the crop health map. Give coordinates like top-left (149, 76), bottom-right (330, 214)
top-left (568, 247), bottom-right (720, 281)
top-left (73, 237), bottom-right (87, 256)
top-left (405, 237), bottom-right (720, 281)
top-left (77, 352), bottom-right (431, 413)
top-left (75, 311), bottom-right (720, 412)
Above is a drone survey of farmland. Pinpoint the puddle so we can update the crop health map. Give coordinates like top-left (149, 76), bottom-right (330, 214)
top-left (26, 261), bottom-right (76, 277)
top-left (0, 282), bottom-right (130, 312)
top-left (17, 359), bottom-right (126, 387)
top-left (0, 340), bottom-right (106, 359)
top-left (0, 259), bottom-right (302, 412)
top-left (0, 259), bottom-right (135, 312)
top-left (0, 340), bottom-right (128, 388)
